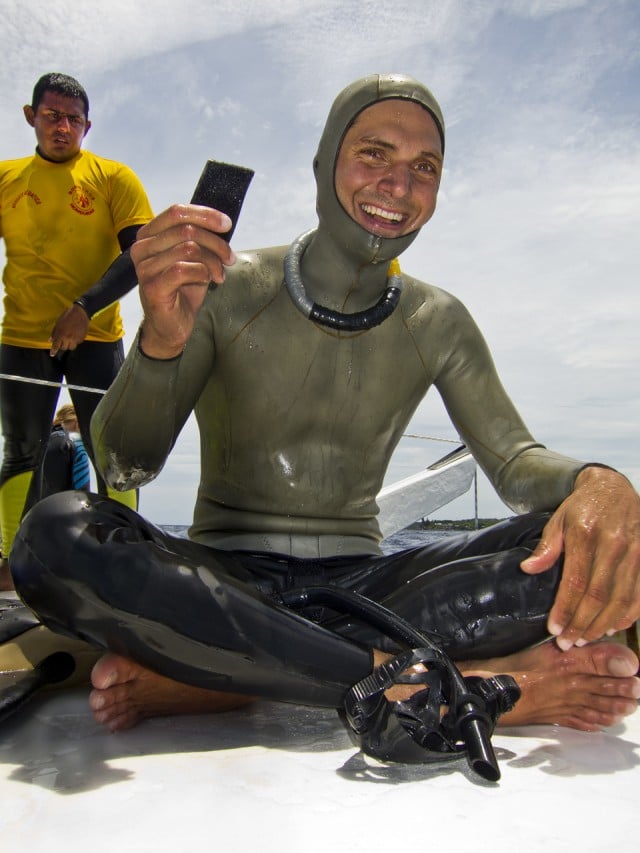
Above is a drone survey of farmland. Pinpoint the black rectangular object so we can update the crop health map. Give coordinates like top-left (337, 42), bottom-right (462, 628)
top-left (190, 160), bottom-right (254, 242)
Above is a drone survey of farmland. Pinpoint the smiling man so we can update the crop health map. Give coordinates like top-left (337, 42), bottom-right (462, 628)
top-left (0, 73), bottom-right (153, 589)
top-left (335, 99), bottom-right (443, 238)
top-left (11, 74), bottom-right (640, 766)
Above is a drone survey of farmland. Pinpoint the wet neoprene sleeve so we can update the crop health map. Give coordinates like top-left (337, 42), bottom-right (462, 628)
top-left (91, 331), bottom-right (205, 490)
top-left (72, 226), bottom-right (140, 319)
top-left (427, 290), bottom-right (584, 513)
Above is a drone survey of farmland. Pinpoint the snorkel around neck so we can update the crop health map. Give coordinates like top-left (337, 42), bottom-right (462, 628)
top-left (284, 230), bottom-right (404, 331)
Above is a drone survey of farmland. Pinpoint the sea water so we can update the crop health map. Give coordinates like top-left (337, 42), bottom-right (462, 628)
top-left (379, 526), bottom-right (463, 554)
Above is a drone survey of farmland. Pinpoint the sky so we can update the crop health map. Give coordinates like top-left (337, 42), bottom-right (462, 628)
top-left (1, 0), bottom-right (639, 526)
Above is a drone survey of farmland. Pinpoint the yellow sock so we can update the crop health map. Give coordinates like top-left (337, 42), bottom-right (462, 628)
top-left (106, 485), bottom-right (138, 512)
top-left (0, 471), bottom-right (33, 557)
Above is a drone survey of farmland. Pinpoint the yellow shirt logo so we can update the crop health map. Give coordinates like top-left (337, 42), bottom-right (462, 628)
top-left (68, 184), bottom-right (96, 216)
top-left (11, 189), bottom-right (42, 208)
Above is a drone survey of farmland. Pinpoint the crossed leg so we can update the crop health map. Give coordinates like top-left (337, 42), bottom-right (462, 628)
top-left (11, 493), bottom-right (640, 735)
top-left (89, 639), bottom-right (640, 733)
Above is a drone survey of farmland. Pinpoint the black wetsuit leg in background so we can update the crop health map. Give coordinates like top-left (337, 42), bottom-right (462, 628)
top-left (0, 341), bottom-right (125, 507)
top-left (0, 345), bottom-right (60, 489)
top-left (52, 340), bottom-right (126, 498)
top-left (10, 492), bottom-right (559, 708)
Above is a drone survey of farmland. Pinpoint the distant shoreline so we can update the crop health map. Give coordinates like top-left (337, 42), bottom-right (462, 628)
top-left (408, 518), bottom-right (507, 531)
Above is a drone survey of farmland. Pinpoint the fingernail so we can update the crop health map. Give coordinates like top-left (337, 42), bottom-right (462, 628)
top-left (220, 214), bottom-right (232, 232)
top-left (575, 638), bottom-right (587, 647)
top-left (556, 636), bottom-right (573, 651)
top-left (606, 628), bottom-right (617, 637)
top-left (548, 621), bottom-right (563, 637)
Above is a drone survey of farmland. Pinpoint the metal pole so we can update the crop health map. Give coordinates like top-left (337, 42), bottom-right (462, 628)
top-left (474, 470), bottom-right (479, 529)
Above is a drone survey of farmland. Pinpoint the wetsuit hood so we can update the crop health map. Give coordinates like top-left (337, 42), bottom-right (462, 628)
top-left (313, 73), bottom-right (445, 266)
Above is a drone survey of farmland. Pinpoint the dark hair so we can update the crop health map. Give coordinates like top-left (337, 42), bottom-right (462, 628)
top-left (31, 73), bottom-right (89, 118)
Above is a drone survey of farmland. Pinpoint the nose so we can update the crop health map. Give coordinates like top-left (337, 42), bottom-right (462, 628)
top-left (54, 115), bottom-right (72, 131)
top-left (378, 162), bottom-right (411, 198)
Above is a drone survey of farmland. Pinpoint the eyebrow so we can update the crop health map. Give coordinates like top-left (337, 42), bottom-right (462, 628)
top-left (42, 107), bottom-right (84, 118)
top-left (354, 134), bottom-right (443, 163)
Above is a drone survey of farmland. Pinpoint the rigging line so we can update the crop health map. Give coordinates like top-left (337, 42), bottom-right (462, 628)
top-left (402, 433), bottom-right (459, 443)
top-left (0, 372), bottom-right (105, 395)
top-left (0, 374), bottom-right (460, 444)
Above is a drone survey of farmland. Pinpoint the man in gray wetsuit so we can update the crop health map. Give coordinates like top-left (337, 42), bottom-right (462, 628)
top-left (11, 74), bottom-right (640, 749)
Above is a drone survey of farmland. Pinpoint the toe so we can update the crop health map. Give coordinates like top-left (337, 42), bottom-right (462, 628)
top-left (90, 653), bottom-right (138, 689)
top-left (607, 652), bottom-right (639, 678)
top-left (566, 641), bottom-right (639, 678)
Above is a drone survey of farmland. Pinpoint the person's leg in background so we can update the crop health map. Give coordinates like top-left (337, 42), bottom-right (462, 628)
top-left (0, 344), bottom-right (60, 589)
top-left (66, 339), bottom-right (138, 511)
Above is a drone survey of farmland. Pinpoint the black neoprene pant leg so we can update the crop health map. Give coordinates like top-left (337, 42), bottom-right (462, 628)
top-left (322, 513), bottom-right (560, 659)
top-left (0, 341), bottom-right (124, 501)
top-left (61, 340), bottom-right (126, 483)
top-left (0, 344), bottom-right (60, 486)
top-left (11, 492), bottom-right (373, 707)
top-left (11, 493), bottom-right (559, 708)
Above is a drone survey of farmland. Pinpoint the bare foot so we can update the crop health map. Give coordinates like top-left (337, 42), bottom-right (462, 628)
top-left (89, 653), bottom-right (254, 732)
top-left (0, 558), bottom-right (15, 592)
top-left (463, 640), bottom-right (640, 731)
top-left (372, 648), bottom-right (429, 702)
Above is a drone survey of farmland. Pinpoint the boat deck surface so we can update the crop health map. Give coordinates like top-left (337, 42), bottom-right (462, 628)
top-left (1, 683), bottom-right (638, 851)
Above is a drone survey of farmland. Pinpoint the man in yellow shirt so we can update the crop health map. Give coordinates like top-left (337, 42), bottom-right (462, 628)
top-left (0, 72), bottom-right (153, 589)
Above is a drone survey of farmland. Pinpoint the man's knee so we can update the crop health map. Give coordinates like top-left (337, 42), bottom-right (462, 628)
top-left (9, 491), bottom-right (92, 590)
top-left (470, 511), bottom-right (551, 552)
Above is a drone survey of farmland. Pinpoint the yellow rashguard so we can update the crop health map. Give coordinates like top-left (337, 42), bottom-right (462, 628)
top-left (0, 149), bottom-right (153, 347)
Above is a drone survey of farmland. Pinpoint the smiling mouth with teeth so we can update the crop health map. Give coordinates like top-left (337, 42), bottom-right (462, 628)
top-left (361, 203), bottom-right (405, 223)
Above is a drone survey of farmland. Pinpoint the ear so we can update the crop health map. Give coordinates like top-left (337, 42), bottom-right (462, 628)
top-left (83, 119), bottom-right (92, 138)
top-left (23, 105), bottom-right (35, 127)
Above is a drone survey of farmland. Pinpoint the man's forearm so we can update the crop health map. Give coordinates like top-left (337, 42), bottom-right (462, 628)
top-left (74, 249), bottom-right (137, 318)
top-left (91, 338), bottom-right (183, 490)
top-left (492, 446), bottom-right (585, 514)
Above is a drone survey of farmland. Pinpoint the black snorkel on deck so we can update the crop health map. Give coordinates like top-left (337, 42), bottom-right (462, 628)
top-left (281, 585), bottom-right (520, 782)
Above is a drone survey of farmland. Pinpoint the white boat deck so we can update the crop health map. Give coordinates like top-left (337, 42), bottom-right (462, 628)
top-left (1, 685), bottom-right (638, 851)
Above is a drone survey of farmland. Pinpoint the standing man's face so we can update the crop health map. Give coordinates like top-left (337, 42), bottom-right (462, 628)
top-left (23, 92), bottom-right (91, 163)
top-left (334, 99), bottom-right (443, 239)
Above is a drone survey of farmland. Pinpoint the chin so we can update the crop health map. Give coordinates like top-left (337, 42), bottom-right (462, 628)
top-left (365, 222), bottom-right (412, 240)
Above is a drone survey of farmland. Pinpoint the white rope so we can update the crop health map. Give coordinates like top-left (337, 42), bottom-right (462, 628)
top-left (402, 433), bottom-right (459, 444)
top-left (0, 372), bottom-right (106, 395)
top-left (0, 373), bottom-right (460, 443)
